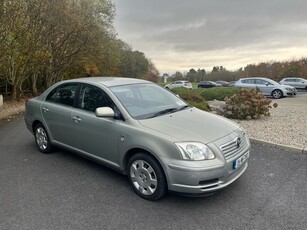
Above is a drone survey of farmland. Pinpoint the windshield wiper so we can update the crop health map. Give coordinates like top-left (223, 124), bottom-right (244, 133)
top-left (176, 105), bottom-right (191, 111)
top-left (149, 108), bottom-right (178, 118)
top-left (149, 105), bottom-right (191, 118)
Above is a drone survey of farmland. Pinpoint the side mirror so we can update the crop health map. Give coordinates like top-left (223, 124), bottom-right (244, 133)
top-left (95, 107), bottom-right (115, 117)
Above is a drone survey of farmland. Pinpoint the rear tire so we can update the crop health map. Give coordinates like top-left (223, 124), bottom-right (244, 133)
top-left (272, 89), bottom-right (283, 99)
top-left (128, 153), bottom-right (167, 201)
top-left (34, 123), bottom-right (53, 153)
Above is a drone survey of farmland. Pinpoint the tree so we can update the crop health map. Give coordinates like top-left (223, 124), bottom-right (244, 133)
top-left (145, 61), bottom-right (160, 83)
top-left (171, 71), bottom-right (183, 81)
top-left (0, 0), bottom-right (38, 100)
top-left (119, 49), bottom-right (149, 79)
top-left (0, 0), bottom-right (116, 99)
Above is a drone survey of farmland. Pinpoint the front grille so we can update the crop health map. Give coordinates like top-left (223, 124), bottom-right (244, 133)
top-left (220, 133), bottom-right (247, 159)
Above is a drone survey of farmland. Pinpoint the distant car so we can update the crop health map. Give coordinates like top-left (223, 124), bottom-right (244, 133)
top-left (216, 81), bottom-right (230, 86)
top-left (25, 77), bottom-right (250, 200)
top-left (234, 77), bottom-right (297, 99)
top-left (198, 81), bottom-right (222, 88)
top-left (228, 81), bottom-right (237, 86)
top-left (165, 80), bottom-right (192, 89)
top-left (279, 77), bottom-right (307, 90)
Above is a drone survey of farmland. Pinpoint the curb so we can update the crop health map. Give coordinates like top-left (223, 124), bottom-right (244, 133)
top-left (250, 138), bottom-right (307, 154)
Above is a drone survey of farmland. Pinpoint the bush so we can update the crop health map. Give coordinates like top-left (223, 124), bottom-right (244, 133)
top-left (200, 87), bottom-right (241, 101)
top-left (171, 88), bottom-right (210, 111)
top-left (224, 88), bottom-right (275, 120)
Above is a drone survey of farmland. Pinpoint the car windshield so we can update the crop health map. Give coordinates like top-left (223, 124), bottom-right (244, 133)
top-left (110, 83), bottom-right (189, 120)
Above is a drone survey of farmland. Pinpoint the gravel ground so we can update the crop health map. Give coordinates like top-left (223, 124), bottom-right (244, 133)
top-left (0, 99), bottom-right (26, 122)
top-left (235, 93), bottom-right (307, 150)
top-left (0, 94), bottom-right (306, 150)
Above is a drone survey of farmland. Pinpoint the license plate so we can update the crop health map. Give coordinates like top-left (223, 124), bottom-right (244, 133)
top-left (233, 151), bottom-right (249, 169)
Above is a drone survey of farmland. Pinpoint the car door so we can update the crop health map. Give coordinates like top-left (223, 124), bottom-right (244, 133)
top-left (285, 79), bottom-right (297, 88)
top-left (297, 78), bottom-right (305, 88)
top-left (170, 81), bottom-right (180, 89)
top-left (255, 79), bottom-right (274, 96)
top-left (69, 84), bottom-right (121, 166)
top-left (241, 79), bottom-right (256, 89)
top-left (41, 83), bottom-right (78, 145)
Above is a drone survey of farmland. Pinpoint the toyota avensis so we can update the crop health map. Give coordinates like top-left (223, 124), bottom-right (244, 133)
top-left (25, 77), bottom-right (250, 200)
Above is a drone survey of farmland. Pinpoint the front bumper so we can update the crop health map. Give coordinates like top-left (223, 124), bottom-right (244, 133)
top-left (165, 158), bottom-right (248, 195)
top-left (285, 88), bottom-right (297, 96)
top-left (163, 131), bottom-right (250, 195)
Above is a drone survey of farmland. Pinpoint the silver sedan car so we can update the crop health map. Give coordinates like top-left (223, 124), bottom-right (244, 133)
top-left (25, 77), bottom-right (250, 200)
top-left (235, 77), bottom-right (297, 99)
top-left (279, 77), bottom-right (307, 90)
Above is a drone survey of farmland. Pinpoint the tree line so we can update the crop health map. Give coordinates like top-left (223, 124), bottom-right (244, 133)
top-left (1, 1), bottom-right (306, 101)
top-left (169, 58), bottom-right (307, 83)
top-left (0, 0), bottom-right (159, 100)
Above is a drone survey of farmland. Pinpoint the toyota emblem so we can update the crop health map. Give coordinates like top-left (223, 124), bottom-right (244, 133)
top-left (236, 137), bottom-right (241, 148)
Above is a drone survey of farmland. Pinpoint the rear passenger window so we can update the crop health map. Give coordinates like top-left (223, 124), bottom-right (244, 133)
top-left (46, 84), bottom-right (78, 106)
top-left (242, 79), bottom-right (255, 84)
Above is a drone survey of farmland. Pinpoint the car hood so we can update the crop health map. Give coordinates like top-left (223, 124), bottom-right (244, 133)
top-left (138, 108), bottom-right (239, 143)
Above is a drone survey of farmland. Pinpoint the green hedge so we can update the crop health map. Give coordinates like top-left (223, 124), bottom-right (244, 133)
top-left (168, 86), bottom-right (275, 120)
top-left (170, 88), bottom-right (209, 111)
top-left (199, 87), bottom-right (241, 101)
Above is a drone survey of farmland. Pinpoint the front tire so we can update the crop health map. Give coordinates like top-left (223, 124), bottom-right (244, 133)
top-left (128, 153), bottom-right (167, 201)
top-left (272, 89), bottom-right (283, 99)
top-left (34, 123), bottom-right (53, 153)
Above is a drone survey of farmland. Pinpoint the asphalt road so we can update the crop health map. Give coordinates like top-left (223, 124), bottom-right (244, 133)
top-left (0, 117), bottom-right (306, 230)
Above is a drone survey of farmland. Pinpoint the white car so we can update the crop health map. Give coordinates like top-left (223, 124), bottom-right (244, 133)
top-left (279, 77), bottom-right (307, 90)
top-left (165, 80), bottom-right (192, 90)
top-left (234, 77), bottom-right (297, 99)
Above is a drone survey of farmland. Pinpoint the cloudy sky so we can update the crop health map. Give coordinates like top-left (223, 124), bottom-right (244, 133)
top-left (113, 0), bottom-right (307, 74)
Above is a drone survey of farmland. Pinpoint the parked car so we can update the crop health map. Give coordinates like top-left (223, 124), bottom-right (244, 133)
top-left (25, 77), bottom-right (250, 200)
top-left (216, 80), bottom-right (230, 86)
top-left (279, 77), bottom-right (307, 90)
top-left (165, 80), bottom-right (192, 89)
top-left (228, 81), bottom-right (237, 86)
top-left (234, 77), bottom-right (297, 99)
top-left (198, 81), bottom-right (222, 88)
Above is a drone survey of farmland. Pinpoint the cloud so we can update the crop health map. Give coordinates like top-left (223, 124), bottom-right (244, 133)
top-left (113, 0), bottom-right (307, 73)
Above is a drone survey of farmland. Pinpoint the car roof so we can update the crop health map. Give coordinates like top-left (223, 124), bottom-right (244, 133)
top-left (239, 77), bottom-right (271, 81)
top-left (281, 77), bottom-right (304, 80)
top-left (61, 77), bottom-right (150, 87)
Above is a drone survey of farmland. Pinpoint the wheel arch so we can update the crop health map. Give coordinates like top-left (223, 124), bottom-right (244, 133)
top-left (32, 120), bottom-right (43, 133)
top-left (271, 88), bottom-right (284, 98)
top-left (123, 148), bottom-right (166, 179)
top-left (31, 120), bottom-right (53, 141)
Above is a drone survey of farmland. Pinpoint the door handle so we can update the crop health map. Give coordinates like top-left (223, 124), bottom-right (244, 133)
top-left (42, 107), bottom-right (49, 113)
top-left (72, 116), bottom-right (82, 123)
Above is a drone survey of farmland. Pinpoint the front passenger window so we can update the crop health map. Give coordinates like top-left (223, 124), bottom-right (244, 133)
top-left (78, 85), bottom-right (114, 112)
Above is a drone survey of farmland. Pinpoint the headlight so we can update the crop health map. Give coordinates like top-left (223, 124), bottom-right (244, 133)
top-left (175, 142), bottom-right (215, 160)
top-left (285, 87), bottom-right (292, 91)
